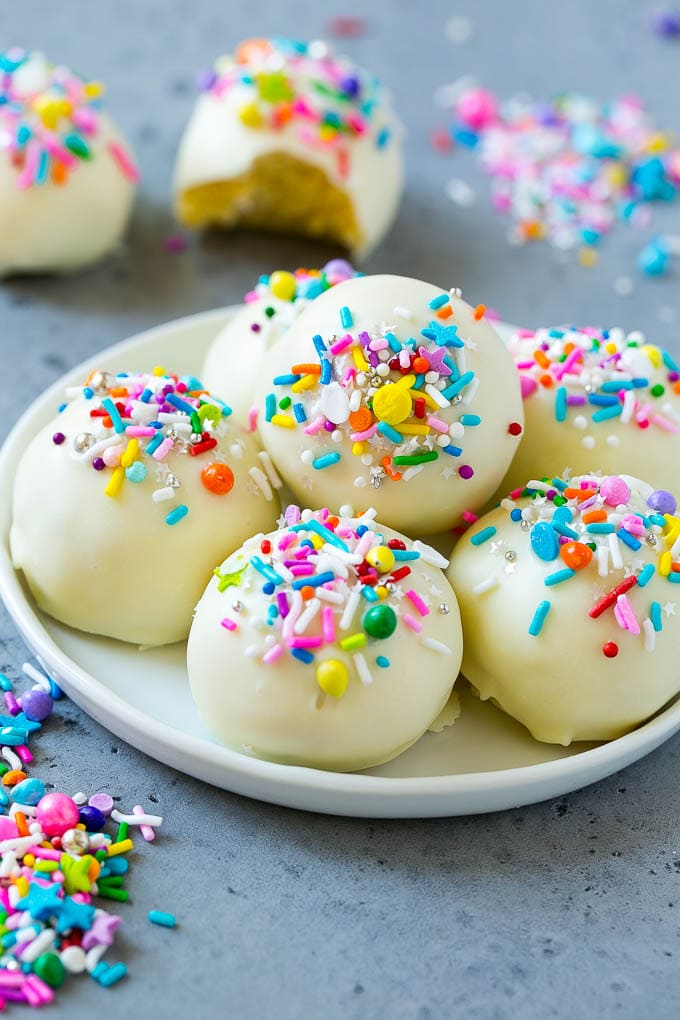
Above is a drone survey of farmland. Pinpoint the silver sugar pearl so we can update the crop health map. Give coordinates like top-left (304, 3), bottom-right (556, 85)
top-left (61, 828), bottom-right (90, 855)
top-left (89, 370), bottom-right (114, 393)
top-left (520, 519), bottom-right (531, 531)
top-left (166, 473), bottom-right (181, 489)
top-left (73, 432), bottom-right (96, 453)
top-left (646, 533), bottom-right (657, 547)
top-left (438, 603), bottom-right (450, 614)
top-left (165, 427), bottom-right (177, 442)
top-left (190, 433), bottom-right (203, 445)
top-left (504, 550), bottom-right (517, 562)
top-left (371, 475), bottom-right (383, 489)
top-left (452, 394), bottom-right (463, 405)
top-left (232, 600), bottom-right (243, 613)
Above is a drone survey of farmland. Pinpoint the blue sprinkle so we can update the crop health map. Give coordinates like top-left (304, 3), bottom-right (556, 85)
top-left (376, 127), bottom-right (390, 149)
top-left (339, 306), bottom-right (353, 328)
top-left (441, 444), bottom-right (462, 457)
top-left (376, 656), bottom-right (390, 668)
top-left (392, 549), bottom-right (420, 561)
top-left (291, 648), bottom-right (314, 665)
top-left (529, 601), bottom-right (551, 636)
top-left (149, 910), bottom-right (177, 929)
top-left (530, 521), bottom-right (560, 561)
top-left (651, 601), bottom-right (663, 631)
top-left (165, 392), bottom-right (197, 417)
top-left (441, 371), bottom-right (475, 400)
top-left (663, 350), bottom-right (680, 373)
top-left (588, 393), bottom-right (619, 406)
top-left (600, 380), bottom-right (633, 393)
top-left (312, 334), bottom-right (327, 358)
top-left (165, 505), bottom-right (189, 526)
top-left (293, 402), bottom-right (307, 423)
top-left (83, 387), bottom-right (94, 400)
top-left (459, 414), bottom-right (481, 426)
top-left (312, 452), bottom-right (341, 470)
top-left (361, 586), bottom-right (379, 602)
top-left (263, 583), bottom-right (276, 597)
top-left (551, 477), bottom-right (568, 491)
top-left (648, 513), bottom-right (667, 527)
top-left (470, 526), bottom-right (497, 546)
top-left (291, 571), bottom-right (335, 590)
top-left (385, 332), bottom-right (402, 353)
top-left (102, 398), bottom-right (125, 434)
top-left (666, 572), bottom-right (680, 584)
top-left (544, 568), bottom-right (576, 586)
top-left (145, 432), bottom-right (163, 456)
top-left (250, 557), bottom-right (283, 585)
top-left (265, 394), bottom-right (276, 422)
top-left (428, 293), bottom-right (450, 310)
top-left (377, 422), bottom-right (403, 444)
top-left (617, 529), bottom-right (642, 551)
top-left (0, 675), bottom-right (13, 693)
top-left (552, 505), bottom-right (573, 526)
top-left (125, 462), bottom-right (146, 483)
top-left (140, 387), bottom-right (153, 403)
top-left (592, 404), bottom-right (623, 423)
top-left (555, 386), bottom-right (567, 422)
top-left (637, 563), bottom-right (655, 588)
top-left (510, 508), bottom-right (523, 522)
top-left (292, 520), bottom-right (349, 552)
top-left (586, 523), bottom-right (615, 534)
top-left (320, 359), bottom-right (332, 385)
top-left (273, 374), bottom-right (301, 386)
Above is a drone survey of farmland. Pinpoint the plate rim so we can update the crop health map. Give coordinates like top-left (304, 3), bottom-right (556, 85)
top-left (2, 306), bottom-right (680, 816)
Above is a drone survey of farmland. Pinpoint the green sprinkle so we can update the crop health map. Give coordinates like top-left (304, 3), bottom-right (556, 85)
top-left (651, 384), bottom-right (665, 397)
top-left (97, 887), bottom-right (129, 903)
top-left (393, 451), bottom-right (439, 466)
top-left (339, 633), bottom-right (367, 651)
top-left (116, 821), bottom-right (128, 843)
top-left (279, 396), bottom-right (291, 410)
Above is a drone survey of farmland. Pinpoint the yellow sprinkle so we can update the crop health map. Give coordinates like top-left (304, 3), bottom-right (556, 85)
top-left (647, 132), bottom-right (669, 153)
top-left (107, 838), bottom-right (134, 857)
top-left (238, 101), bottom-right (263, 128)
top-left (23, 854), bottom-right (35, 868)
top-left (310, 534), bottom-right (324, 550)
top-left (152, 366), bottom-right (166, 377)
top-left (660, 551), bottom-right (672, 577)
top-left (408, 389), bottom-right (438, 411)
top-left (352, 347), bottom-right (369, 372)
top-left (663, 515), bottom-right (680, 546)
top-left (120, 438), bottom-right (138, 468)
top-left (642, 344), bottom-right (663, 369)
top-left (394, 373), bottom-right (416, 390)
top-left (604, 341), bottom-right (618, 355)
top-left (105, 466), bottom-right (125, 498)
top-left (578, 247), bottom-right (598, 268)
top-left (14, 877), bottom-right (29, 898)
top-left (291, 374), bottom-right (318, 393)
top-left (352, 441), bottom-right (366, 456)
top-left (84, 81), bottom-right (105, 98)
top-left (270, 414), bottom-right (295, 429)
top-left (375, 585), bottom-right (389, 599)
top-left (399, 423), bottom-right (431, 435)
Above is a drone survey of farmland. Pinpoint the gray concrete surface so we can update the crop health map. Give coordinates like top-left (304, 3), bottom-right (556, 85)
top-left (2, 1), bottom-right (680, 1016)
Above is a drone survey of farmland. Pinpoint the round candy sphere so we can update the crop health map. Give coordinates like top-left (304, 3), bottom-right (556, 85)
top-left (0, 817), bottom-right (18, 840)
top-left (21, 688), bottom-right (53, 722)
top-left (78, 805), bottom-right (107, 832)
top-left (36, 793), bottom-right (80, 837)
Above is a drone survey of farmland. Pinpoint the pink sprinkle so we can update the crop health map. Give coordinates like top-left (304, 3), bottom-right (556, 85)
top-left (125, 426), bottom-right (156, 437)
top-left (3, 693), bottom-right (19, 716)
top-left (350, 425), bottom-right (378, 441)
top-left (427, 415), bottom-right (449, 434)
top-left (304, 416), bottom-right (326, 435)
top-left (285, 505), bottom-right (301, 525)
top-left (220, 617), bottom-right (237, 632)
top-left (369, 338), bottom-right (389, 351)
top-left (263, 644), bottom-right (284, 665)
top-left (615, 594), bottom-right (640, 635)
top-left (520, 375), bottom-right (539, 398)
top-left (15, 746), bottom-right (32, 765)
top-left (402, 613), bottom-right (423, 633)
top-left (133, 804), bottom-right (155, 842)
top-left (399, 349), bottom-right (411, 369)
top-left (277, 533), bottom-right (297, 551)
top-left (107, 140), bottom-right (140, 183)
top-left (247, 406), bottom-right (259, 433)
top-left (322, 605), bottom-right (335, 643)
top-left (461, 510), bottom-right (479, 523)
top-left (16, 141), bottom-right (39, 190)
top-left (651, 413), bottom-right (679, 434)
top-left (405, 590), bottom-right (430, 617)
top-left (289, 637), bottom-right (323, 649)
top-left (152, 437), bottom-right (174, 461)
top-left (329, 334), bottom-right (354, 355)
top-left (27, 846), bottom-right (63, 862)
top-left (554, 348), bottom-right (583, 379)
top-left (431, 128), bottom-right (454, 153)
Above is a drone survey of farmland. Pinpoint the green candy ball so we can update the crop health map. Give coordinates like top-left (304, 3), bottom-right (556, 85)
top-left (33, 951), bottom-right (66, 989)
top-left (363, 604), bottom-right (397, 640)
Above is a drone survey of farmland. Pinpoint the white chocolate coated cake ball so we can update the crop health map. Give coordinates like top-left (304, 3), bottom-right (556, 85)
top-left (0, 49), bottom-right (138, 275)
top-left (173, 37), bottom-right (403, 255)
top-left (448, 472), bottom-right (680, 744)
top-left (255, 274), bottom-right (524, 535)
top-left (202, 261), bottom-right (359, 423)
top-left (11, 369), bottom-right (279, 646)
top-left (188, 507), bottom-right (462, 771)
top-left (499, 324), bottom-right (680, 496)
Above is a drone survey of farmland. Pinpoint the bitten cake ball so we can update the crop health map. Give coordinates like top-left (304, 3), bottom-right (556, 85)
top-left (500, 324), bottom-right (680, 495)
top-left (173, 37), bottom-right (403, 255)
top-left (202, 260), bottom-right (359, 422)
top-left (0, 48), bottom-right (138, 275)
top-left (10, 369), bottom-right (279, 646)
top-left (448, 472), bottom-right (680, 744)
top-left (188, 506), bottom-right (462, 771)
top-left (255, 274), bottom-right (524, 535)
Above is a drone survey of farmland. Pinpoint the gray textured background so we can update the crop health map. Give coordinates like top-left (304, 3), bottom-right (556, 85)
top-left (2, 1), bottom-right (680, 1017)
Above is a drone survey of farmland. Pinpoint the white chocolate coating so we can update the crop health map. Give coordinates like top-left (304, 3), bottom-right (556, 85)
top-left (255, 274), bottom-right (524, 535)
top-left (10, 371), bottom-right (278, 645)
top-left (447, 473), bottom-right (680, 744)
top-left (500, 325), bottom-right (680, 497)
top-left (0, 52), bottom-right (137, 275)
top-left (188, 510), bottom-right (462, 771)
top-left (173, 39), bottom-right (403, 256)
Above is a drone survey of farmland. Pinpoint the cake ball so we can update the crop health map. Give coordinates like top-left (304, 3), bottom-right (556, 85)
top-left (500, 324), bottom-right (680, 495)
top-left (448, 471), bottom-right (680, 744)
top-left (173, 37), bottom-right (403, 255)
top-left (188, 506), bottom-right (462, 771)
top-left (203, 260), bottom-right (359, 422)
top-left (255, 274), bottom-right (524, 535)
top-left (10, 369), bottom-right (279, 645)
top-left (0, 48), bottom-right (138, 275)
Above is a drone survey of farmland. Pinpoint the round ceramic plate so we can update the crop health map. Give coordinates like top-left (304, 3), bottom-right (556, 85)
top-left (1, 308), bottom-right (679, 818)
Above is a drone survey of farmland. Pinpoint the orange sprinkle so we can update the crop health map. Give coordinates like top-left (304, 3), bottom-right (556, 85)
top-left (201, 462), bottom-right (234, 495)
top-left (326, 516), bottom-right (340, 529)
top-left (102, 415), bottom-right (113, 429)
top-left (582, 509), bottom-right (607, 524)
top-left (382, 456), bottom-right (402, 482)
top-left (349, 407), bottom-right (374, 431)
top-left (674, 380), bottom-right (680, 395)
top-left (300, 586), bottom-right (315, 600)
top-left (564, 488), bottom-right (597, 501)
top-left (88, 858), bottom-right (101, 883)
top-left (291, 363), bottom-right (321, 375)
top-left (539, 373), bottom-right (554, 388)
top-left (560, 541), bottom-right (593, 571)
top-left (436, 304), bottom-right (453, 320)
top-left (473, 304), bottom-right (486, 321)
top-left (534, 350), bottom-right (550, 369)
top-left (109, 387), bottom-right (128, 398)
top-left (563, 342), bottom-right (575, 356)
top-left (2, 770), bottom-right (26, 787)
top-left (671, 563), bottom-right (680, 573)
top-left (14, 812), bottom-right (29, 837)
top-left (52, 161), bottom-right (68, 186)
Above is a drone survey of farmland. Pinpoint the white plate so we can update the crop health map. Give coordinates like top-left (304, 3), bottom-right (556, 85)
top-left (2, 308), bottom-right (680, 818)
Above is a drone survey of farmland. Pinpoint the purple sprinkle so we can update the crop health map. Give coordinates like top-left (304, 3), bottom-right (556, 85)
top-left (323, 420), bottom-right (335, 432)
top-left (251, 323), bottom-right (262, 333)
top-left (459, 464), bottom-right (474, 479)
top-left (650, 8), bottom-right (680, 36)
top-left (163, 234), bottom-right (189, 254)
top-left (567, 395), bottom-right (587, 406)
top-left (52, 432), bottom-right (65, 445)
top-left (669, 371), bottom-right (679, 382)
top-left (196, 68), bottom-right (218, 91)
top-left (92, 457), bottom-right (105, 471)
top-left (276, 592), bottom-right (290, 618)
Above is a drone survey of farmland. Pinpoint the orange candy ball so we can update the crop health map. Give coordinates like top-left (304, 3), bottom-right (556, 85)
top-left (412, 356), bottom-right (430, 374)
top-left (349, 408), bottom-right (374, 431)
top-left (560, 541), bottom-right (593, 571)
top-left (201, 462), bottom-right (234, 496)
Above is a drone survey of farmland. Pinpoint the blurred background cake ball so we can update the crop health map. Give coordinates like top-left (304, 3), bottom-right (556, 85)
top-left (448, 471), bottom-right (680, 744)
top-left (0, 48), bottom-right (138, 275)
top-left (188, 507), bottom-right (462, 771)
top-left (173, 37), bottom-right (403, 256)
top-left (10, 368), bottom-right (279, 646)
top-left (255, 274), bottom-right (524, 535)
top-left (499, 324), bottom-right (680, 497)
top-left (202, 260), bottom-right (359, 422)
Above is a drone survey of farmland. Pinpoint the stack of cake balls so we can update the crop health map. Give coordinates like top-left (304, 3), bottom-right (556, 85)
top-left (11, 269), bottom-right (680, 770)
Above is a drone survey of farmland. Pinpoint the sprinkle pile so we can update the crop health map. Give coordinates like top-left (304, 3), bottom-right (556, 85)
top-left (51, 368), bottom-right (276, 520)
top-left (0, 662), bottom-right (166, 1004)
top-left (214, 506), bottom-right (454, 696)
top-left (0, 48), bottom-right (138, 189)
top-left (473, 473), bottom-right (680, 658)
top-left (508, 325), bottom-right (680, 442)
top-left (439, 85), bottom-right (680, 268)
top-left (244, 259), bottom-right (359, 336)
top-left (198, 37), bottom-right (396, 178)
top-left (264, 288), bottom-right (518, 490)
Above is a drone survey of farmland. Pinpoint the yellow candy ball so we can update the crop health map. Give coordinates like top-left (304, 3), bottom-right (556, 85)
top-left (371, 384), bottom-right (412, 426)
top-left (316, 659), bottom-right (349, 698)
top-left (642, 344), bottom-right (663, 368)
top-left (375, 585), bottom-right (390, 599)
top-left (366, 545), bottom-right (396, 574)
top-left (269, 270), bottom-right (297, 302)
top-left (238, 101), bottom-right (263, 128)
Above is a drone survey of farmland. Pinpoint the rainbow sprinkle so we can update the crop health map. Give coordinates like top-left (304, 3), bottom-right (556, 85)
top-left (0, 48), bottom-right (138, 189)
top-left (215, 507), bottom-right (454, 696)
top-left (198, 37), bottom-right (398, 178)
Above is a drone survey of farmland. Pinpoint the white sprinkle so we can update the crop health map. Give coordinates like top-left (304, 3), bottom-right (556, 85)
top-left (353, 476), bottom-right (367, 488)
top-left (1, 747), bottom-right (21, 771)
top-left (500, 498), bottom-right (516, 511)
top-left (0, 851), bottom-right (18, 879)
top-left (243, 644), bottom-right (260, 659)
top-left (642, 617), bottom-right (656, 652)
top-left (413, 540), bottom-right (449, 569)
top-left (86, 944), bottom-right (108, 973)
top-left (462, 376), bottom-right (480, 405)
top-left (355, 507), bottom-right (378, 527)
top-left (472, 575), bottom-right (499, 596)
top-left (425, 384), bottom-right (450, 409)
top-left (620, 389), bottom-right (635, 424)
top-left (294, 599), bottom-right (321, 635)
top-left (353, 652), bottom-right (373, 686)
top-left (111, 809), bottom-right (162, 828)
top-left (315, 587), bottom-right (344, 605)
top-left (257, 451), bottom-right (282, 489)
top-left (445, 177), bottom-right (476, 207)
top-left (608, 532), bottom-right (623, 570)
top-left (402, 465), bottom-right (425, 481)
top-left (152, 486), bottom-right (175, 502)
top-left (72, 792), bottom-right (87, 805)
top-left (606, 434), bottom-right (620, 447)
top-left (445, 14), bottom-right (474, 43)
top-left (0, 836), bottom-right (37, 856)
top-left (613, 275), bottom-right (634, 297)
top-left (248, 466), bottom-right (273, 501)
top-left (340, 588), bottom-right (361, 630)
top-left (582, 435), bottom-right (596, 449)
top-left (282, 590), bottom-right (303, 640)
top-left (230, 443), bottom-right (243, 459)
top-left (394, 305), bottom-right (413, 320)
top-left (573, 415), bottom-right (588, 430)
top-left (597, 544), bottom-right (609, 578)
top-left (670, 532), bottom-right (680, 559)
top-left (421, 637), bottom-right (453, 655)
top-left (22, 662), bottom-right (52, 692)
top-left (20, 928), bottom-right (56, 963)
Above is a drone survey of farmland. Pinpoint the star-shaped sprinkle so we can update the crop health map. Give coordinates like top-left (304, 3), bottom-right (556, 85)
top-left (81, 909), bottom-right (122, 949)
top-left (664, 601), bottom-right (676, 617)
top-left (389, 585), bottom-right (405, 602)
top-left (504, 561), bottom-right (517, 575)
top-left (440, 466), bottom-right (457, 480)
top-left (489, 540), bottom-right (505, 555)
top-left (421, 320), bottom-right (464, 348)
top-left (214, 565), bottom-right (247, 592)
top-left (56, 895), bottom-right (96, 935)
top-left (276, 513), bottom-right (287, 529)
top-left (16, 880), bottom-right (64, 921)
top-left (60, 853), bottom-right (96, 895)
top-left (419, 345), bottom-right (452, 377)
